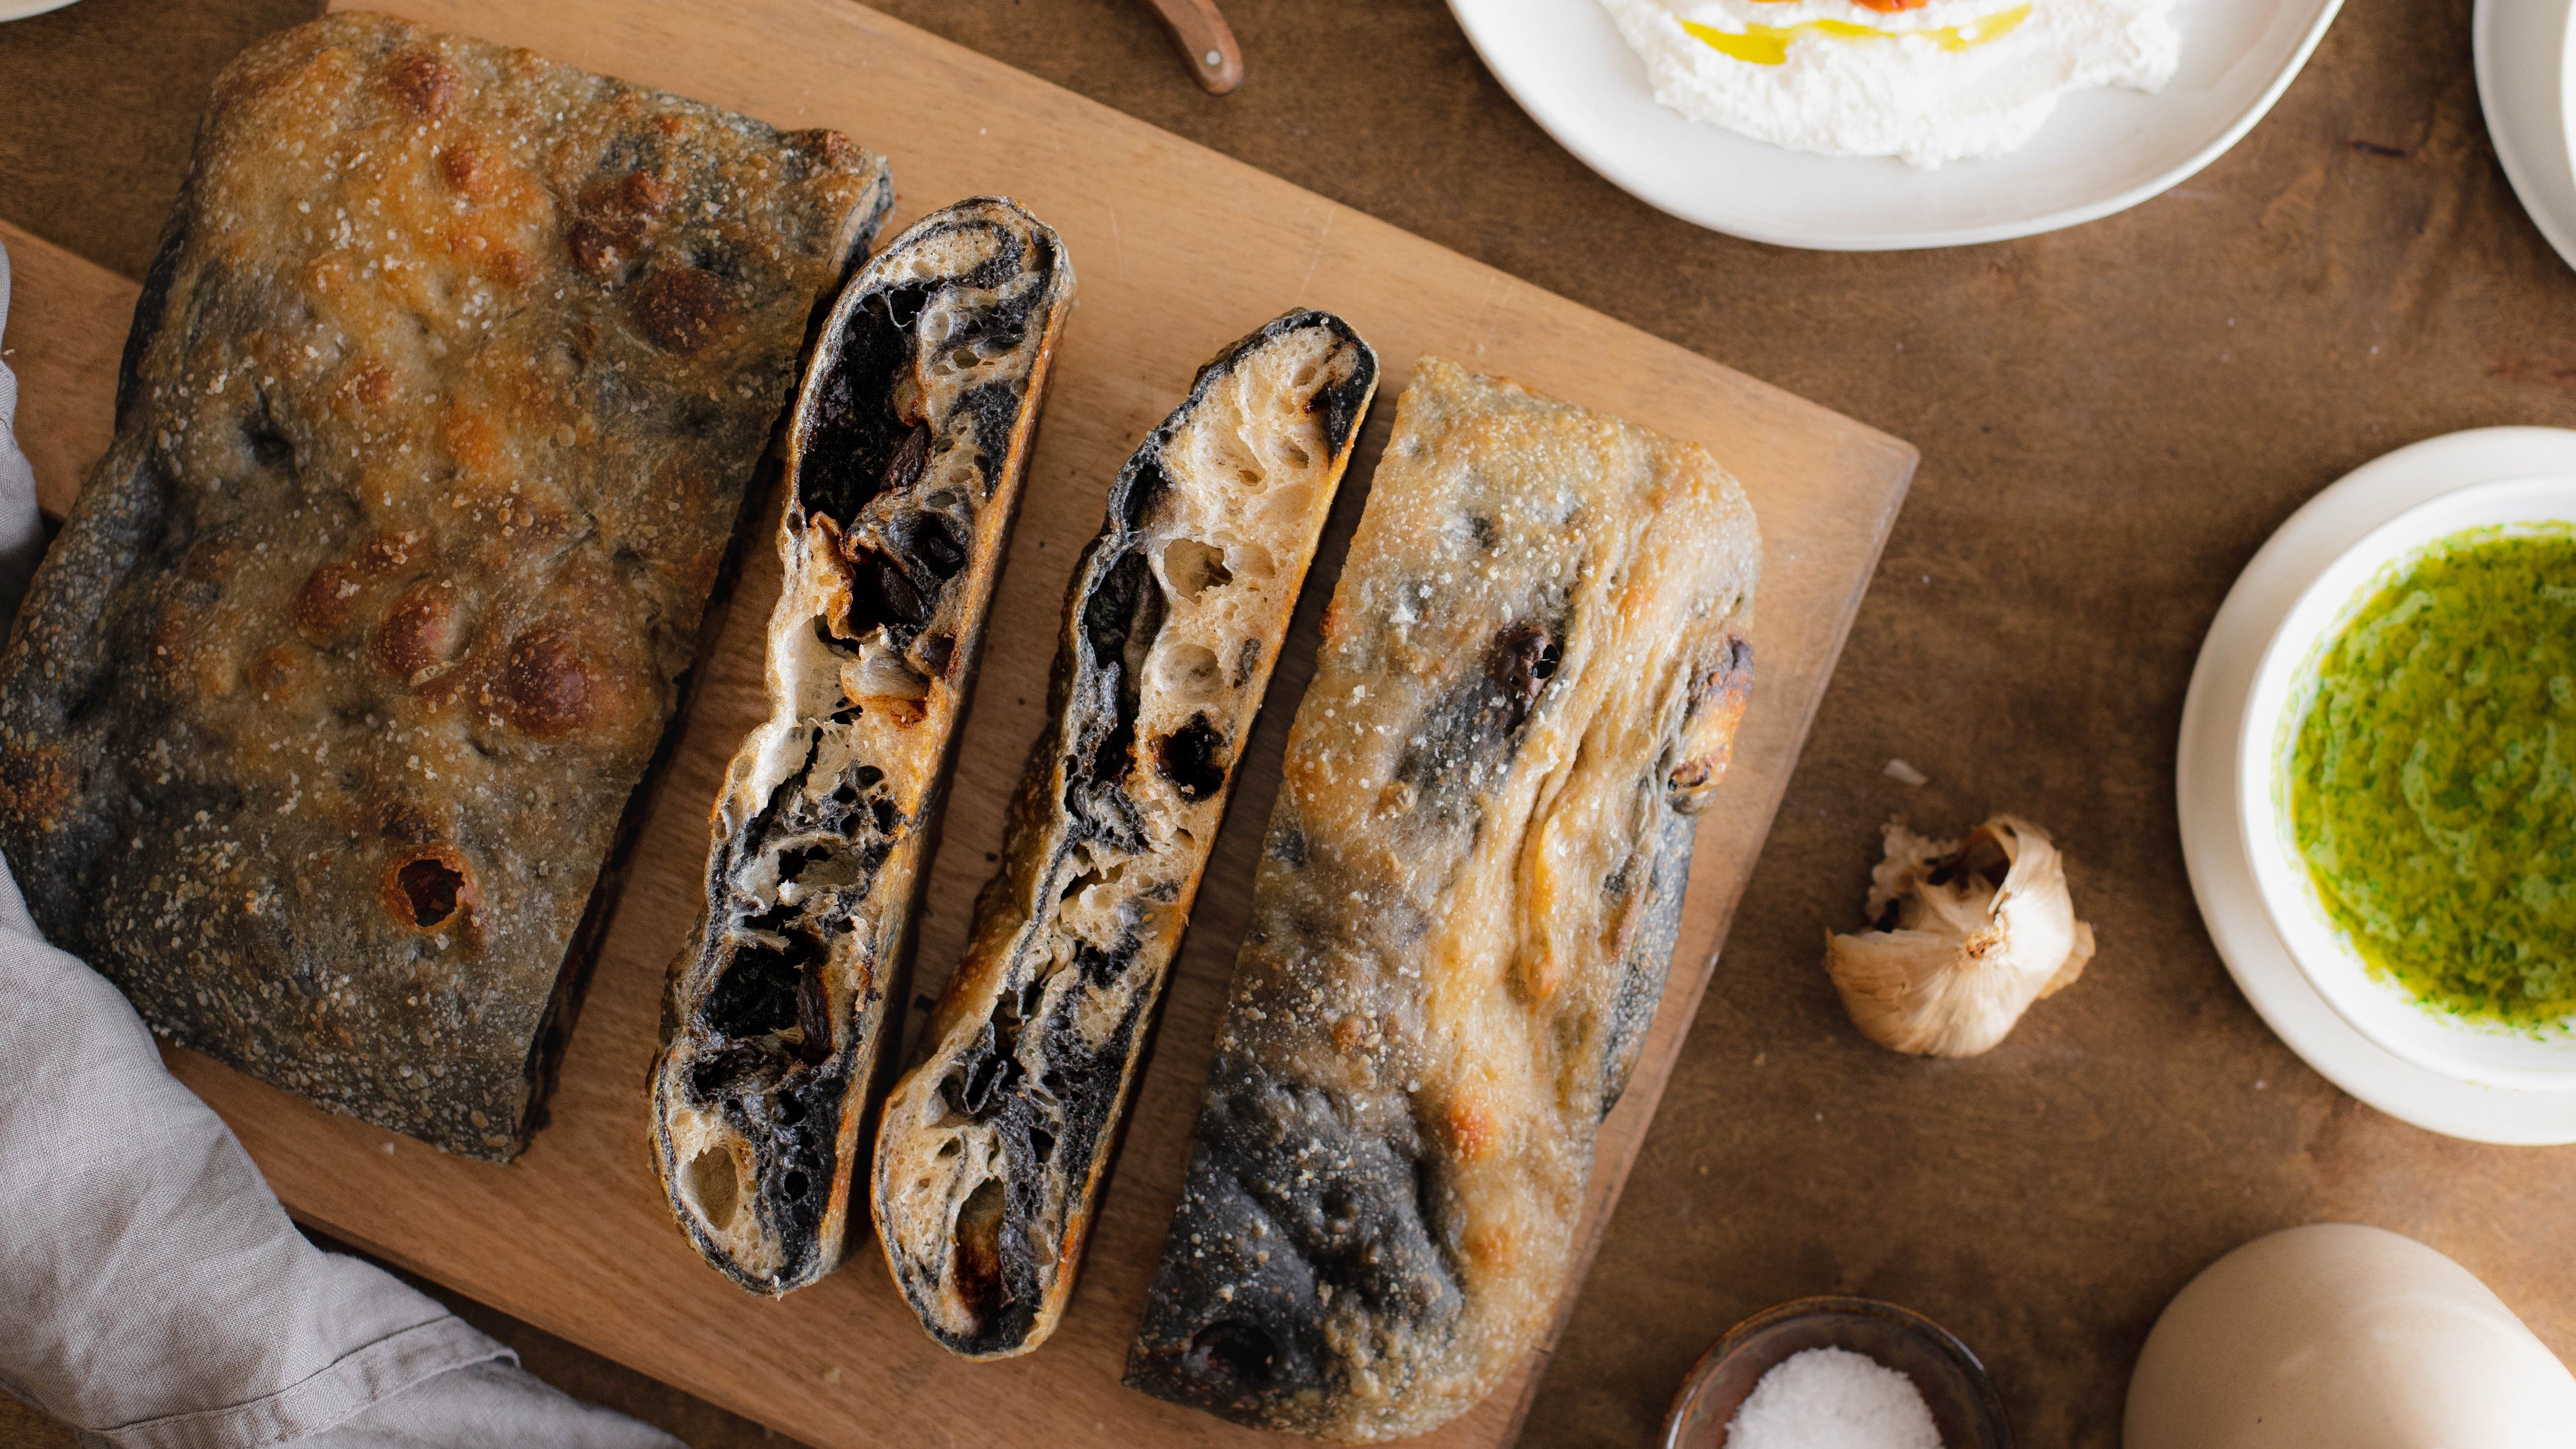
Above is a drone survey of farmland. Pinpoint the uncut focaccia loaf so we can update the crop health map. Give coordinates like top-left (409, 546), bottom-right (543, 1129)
top-left (876, 311), bottom-right (1379, 1358)
top-left (1126, 359), bottom-right (1761, 1440)
top-left (0, 11), bottom-right (889, 1162)
top-left (652, 198), bottom-right (1075, 1295)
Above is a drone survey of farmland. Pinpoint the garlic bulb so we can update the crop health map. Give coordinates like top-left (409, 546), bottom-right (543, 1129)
top-left (1824, 815), bottom-right (2094, 1057)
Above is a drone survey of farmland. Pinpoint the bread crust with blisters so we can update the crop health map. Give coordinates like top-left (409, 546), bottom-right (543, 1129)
top-left (1126, 358), bottom-right (1760, 1441)
top-left (0, 11), bottom-right (890, 1162)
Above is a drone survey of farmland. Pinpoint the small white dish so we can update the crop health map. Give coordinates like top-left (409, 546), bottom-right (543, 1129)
top-left (2475, 0), bottom-right (2576, 273)
top-left (2177, 426), bottom-right (2576, 1144)
top-left (2237, 476), bottom-right (2576, 1090)
top-left (1445, 0), bottom-right (2342, 250)
top-left (0, 0), bottom-right (81, 21)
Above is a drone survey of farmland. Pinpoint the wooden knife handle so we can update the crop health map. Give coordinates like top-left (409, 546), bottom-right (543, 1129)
top-left (1139, 0), bottom-right (1244, 95)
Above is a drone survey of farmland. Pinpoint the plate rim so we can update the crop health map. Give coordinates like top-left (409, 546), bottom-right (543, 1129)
top-left (2472, 0), bottom-right (2576, 273)
top-left (2176, 425), bottom-right (2576, 1145)
top-left (1447, 0), bottom-right (2346, 251)
top-left (2232, 472), bottom-right (2576, 1088)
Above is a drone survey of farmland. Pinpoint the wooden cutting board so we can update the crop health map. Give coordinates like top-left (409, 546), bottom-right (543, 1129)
top-left (0, 0), bottom-right (1914, 1443)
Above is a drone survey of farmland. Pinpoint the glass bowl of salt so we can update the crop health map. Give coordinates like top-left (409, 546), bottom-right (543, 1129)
top-left (1661, 1296), bottom-right (2012, 1449)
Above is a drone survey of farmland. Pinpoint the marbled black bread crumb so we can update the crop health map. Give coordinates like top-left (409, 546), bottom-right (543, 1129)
top-left (874, 310), bottom-right (1379, 1357)
top-left (652, 198), bottom-right (1076, 1295)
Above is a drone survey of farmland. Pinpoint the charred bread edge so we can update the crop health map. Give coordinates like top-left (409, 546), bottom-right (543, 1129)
top-left (874, 310), bottom-right (1380, 1357)
top-left (652, 197), bottom-right (1076, 1294)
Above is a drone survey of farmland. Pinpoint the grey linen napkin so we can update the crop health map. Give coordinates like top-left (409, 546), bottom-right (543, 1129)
top-left (0, 241), bottom-right (683, 1449)
top-left (0, 236), bottom-right (41, 624)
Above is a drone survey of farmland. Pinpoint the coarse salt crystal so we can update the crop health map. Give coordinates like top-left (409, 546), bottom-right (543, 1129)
top-left (1724, 1346), bottom-right (1942, 1449)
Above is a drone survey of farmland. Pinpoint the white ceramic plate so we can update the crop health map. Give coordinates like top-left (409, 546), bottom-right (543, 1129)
top-left (2178, 427), bottom-right (2576, 1145)
top-left (2239, 476), bottom-right (2576, 1090)
top-left (1448, 0), bottom-right (2342, 250)
top-left (2475, 0), bottom-right (2576, 273)
top-left (0, 0), bottom-right (81, 21)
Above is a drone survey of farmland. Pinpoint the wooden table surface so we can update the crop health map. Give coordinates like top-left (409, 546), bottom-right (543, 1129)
top-left (4, 1), bottom-right (2573, 1447)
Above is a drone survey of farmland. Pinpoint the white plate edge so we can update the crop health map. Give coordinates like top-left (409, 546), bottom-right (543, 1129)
top-left (2177, 427), bottom-right (2576, 1145)
top-left (2474, 0), bottom-right (2576, 274)
top-left (1446, 0), bottom-right (2346, 251)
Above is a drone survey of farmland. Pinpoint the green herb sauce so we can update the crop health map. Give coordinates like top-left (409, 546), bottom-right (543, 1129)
top-left (2288, 528), bottom-right (2576, 1026)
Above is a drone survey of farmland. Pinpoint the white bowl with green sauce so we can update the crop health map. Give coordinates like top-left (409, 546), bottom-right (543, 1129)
top-left (2239, 475), bottom-right (2576, 1089)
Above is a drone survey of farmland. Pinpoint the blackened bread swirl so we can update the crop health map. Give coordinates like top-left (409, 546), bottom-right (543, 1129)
top-left (874, 311), bottom-right (1378, 1356)
top-left (652, 198), bottom-right (1075, 1295)
top-left (1125, 359), bottom-right (1760, 1439)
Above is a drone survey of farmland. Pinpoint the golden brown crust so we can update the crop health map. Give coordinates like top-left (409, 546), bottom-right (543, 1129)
top-left (0, 11), bottom-right (889, 1161)
top-left (1126, 359), bottom-right (1761, 1440)
top-left (873, 311), bottom-right (1378, 1357)
top-left (652, 198), bottom-right (1077, 1295)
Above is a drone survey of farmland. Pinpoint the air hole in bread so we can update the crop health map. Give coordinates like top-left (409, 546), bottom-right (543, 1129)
top-left (794, 955), bottom-right (834, 1064)
top-left (1081, 552), bottom-right (1168, 785)
top-left (1156, 715), bottom-right (1228, 801)
top-left (1059, 858), bottom-right (1134, 915)
top-left (1156, 644), bottom-right (1223, 706)
top-left (1321, 1187), bottom-right (1357, 1234)
top-left (855, 551), bottom-right (936, 634)
top-left (393, 856), bottom-right (465, 928)
top-left (1186, 1321), bottom-right (1277, 1387)
top-left (882, 423), bottom-right (931, 498)
top-left (1162, 538), bottom-right (1232, 601)
top-left (847, 647), bottom-right (931, 702)
top-left (811, 616), bottom-right (859, 657)
top-left (798, 286), bottom-right (933, 525)
top-left (1486, 622), bottom-right (1561, 734)
top-left (1056, 848), bottom-right (1095, 901)
top-left (888, 509), bottom-right (967, 580)
top-left (845, 647), bottom-right (932, 726)
top-left (243, 415), bottom-right (295, 471)
top-left (702, 941), bottom-right (806, 1038)
top-left (686, 1146), bottom-right (741, 1228)
top-left (955, 1177), bottom-right (1008, 1323)
top-left (1117, 460), bottom-right (1173, 531)
top-left (948, 1038), bottom-right (1023, 1117)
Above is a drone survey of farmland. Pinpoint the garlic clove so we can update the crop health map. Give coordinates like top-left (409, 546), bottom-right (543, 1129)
top-left (1824, 815), bottom-right (2094, 1057)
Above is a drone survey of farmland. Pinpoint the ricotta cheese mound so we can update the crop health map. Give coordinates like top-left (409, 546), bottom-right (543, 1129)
top-left (1600, 0), bottom-right (2183, 167)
